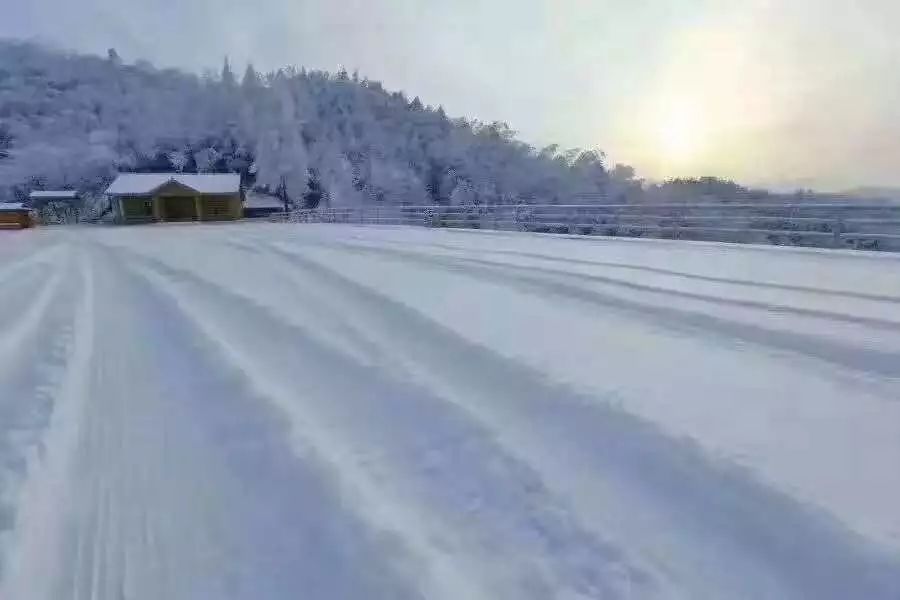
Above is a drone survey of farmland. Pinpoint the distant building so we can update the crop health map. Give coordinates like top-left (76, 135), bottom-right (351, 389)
top-left (0, 203), bottom-right (36, 229)
top-left (106, 173), bottom-right (242, 224)
top-left (243, 191), bottom-right (285, 218)
top-left (28, 190), bottom-right (81, 224)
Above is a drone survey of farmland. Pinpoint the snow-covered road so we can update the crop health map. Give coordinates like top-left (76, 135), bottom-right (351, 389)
top-left (1, 223), bottom-right (899, 599)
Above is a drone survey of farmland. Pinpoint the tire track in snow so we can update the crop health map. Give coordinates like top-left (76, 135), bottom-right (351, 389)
top-left (0, 230), bottom-right (59, 262)
top-left (0, 255), bottom-right (74, 582)
top-left (326, 241), bottom-right (900, 379)
top-left (331, 239), bottom-right (900, 331)
top-left (221, 238), bottom-right (394, 368)
top-left (115, 247), bottom-right (652, 600)
top-left (4, 242), bottom-right (426, 600)
top-left (116, 253), bottom-right (520, 600)
top-left (0, 243), bottom-right (64, 290)
top-left (370, 237), bottom-right (900, 305)
top-left (0, 262), bottom-right (65, 364)
top-left (268, 230), bottom-right (900, 345)
top-left (0, 245), bottom-right (95, 600)
top-left (415, 223), bottom-right (900, 262)
top-left (258, 240), bottom-right (900, 600)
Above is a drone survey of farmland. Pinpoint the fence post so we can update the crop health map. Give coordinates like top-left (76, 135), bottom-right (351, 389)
top-left (832, 218), bottom-right (842, 248)
top-left (515, 206), bottom-right (526, 232)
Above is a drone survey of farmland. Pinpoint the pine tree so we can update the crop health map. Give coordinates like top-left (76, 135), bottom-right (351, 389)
top-left (222, 56), bottom-right (236, 88)
top-left (242, 63), bottom-right (261, 91)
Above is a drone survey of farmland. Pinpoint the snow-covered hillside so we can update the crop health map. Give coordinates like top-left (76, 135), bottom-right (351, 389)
top-left (0, 40), bottom-right (789, 214)
top-left (1, 223), bottom-right (899, 599)
top-left (0, 40), bottom-right (620, 210)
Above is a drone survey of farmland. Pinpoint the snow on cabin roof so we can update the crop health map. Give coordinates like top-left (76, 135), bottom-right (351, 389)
top-left (0, 203), bottom-right (28, 212)
top-left (29, 190), bottom-right (79, 200)
top-left (105, 173), bottom-right (241, 196)
top-left (244, 191), bottom-right (284, 209)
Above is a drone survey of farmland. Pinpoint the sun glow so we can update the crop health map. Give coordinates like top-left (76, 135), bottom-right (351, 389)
top-left (656, 100), bottom-right (703, 167)
top-left (612, 18), bottom-right (794, 181)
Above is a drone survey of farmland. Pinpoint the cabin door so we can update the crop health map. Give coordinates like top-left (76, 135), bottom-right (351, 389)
top-left (161, 196), bottom-right (197, 221)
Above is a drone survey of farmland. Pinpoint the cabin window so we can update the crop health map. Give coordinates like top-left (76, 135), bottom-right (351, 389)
top-left (122, 197), bottom-right (153, 217)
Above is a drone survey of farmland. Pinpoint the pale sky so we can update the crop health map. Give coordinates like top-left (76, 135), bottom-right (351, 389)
top-left (4, 0), bottom-right (900, 191)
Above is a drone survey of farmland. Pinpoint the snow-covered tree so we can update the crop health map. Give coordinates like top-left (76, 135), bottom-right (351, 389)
top-left (242, 63), bottom-right (261, 92)
top-left (167, 150), bottom-right (189, 172)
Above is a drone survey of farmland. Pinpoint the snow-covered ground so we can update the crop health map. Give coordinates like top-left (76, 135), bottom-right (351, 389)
top-left (1, 222), bottom-right (899, 599)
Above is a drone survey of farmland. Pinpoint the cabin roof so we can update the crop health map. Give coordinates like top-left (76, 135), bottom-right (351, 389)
top-left (244, 191), bottom-right (284, 209)
top-left (106, 173), bottom-right (241, 196)
top-left (29, 190), bottom-right (79, 200)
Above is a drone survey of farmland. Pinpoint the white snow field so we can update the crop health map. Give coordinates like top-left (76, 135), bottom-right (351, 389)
top-left (1, 223), bottom-right (899, 600)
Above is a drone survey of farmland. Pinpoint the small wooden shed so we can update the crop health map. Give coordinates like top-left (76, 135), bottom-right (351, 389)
top-left (243, 191), bottom-right (285, 218)
top-left (106, 173), bottom-right (242, 224)
top-left (0, 203), bottom-right (35, 229)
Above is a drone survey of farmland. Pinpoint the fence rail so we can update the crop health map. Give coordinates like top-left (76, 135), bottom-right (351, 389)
top-left (274, 203), bottom-right (900, 251)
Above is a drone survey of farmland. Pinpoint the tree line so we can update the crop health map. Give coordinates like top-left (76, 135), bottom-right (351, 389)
top-left (0, 40), bottom-right (770, 218)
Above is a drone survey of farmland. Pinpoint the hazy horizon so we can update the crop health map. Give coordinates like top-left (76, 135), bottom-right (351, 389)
top-left (4, 0), bottom-right (899, 192)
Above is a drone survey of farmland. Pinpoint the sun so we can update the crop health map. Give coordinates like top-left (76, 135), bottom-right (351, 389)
top-left (656, 102), bottom-right (702, 167)
top-left (659, 115), bottom-right (697, 163)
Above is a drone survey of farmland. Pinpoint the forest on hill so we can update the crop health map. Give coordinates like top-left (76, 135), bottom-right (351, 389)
top-left (0, 40), bottom-right (769, 215)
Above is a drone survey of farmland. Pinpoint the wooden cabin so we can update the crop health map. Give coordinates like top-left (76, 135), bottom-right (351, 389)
top-left (0, 203), bottom-right (35, 229)
top-left (106, 173), bottom-right (242, 224)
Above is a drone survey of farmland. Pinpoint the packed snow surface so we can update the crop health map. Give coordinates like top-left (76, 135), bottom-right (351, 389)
top-left (1, 223), bottom-right (899, 599)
